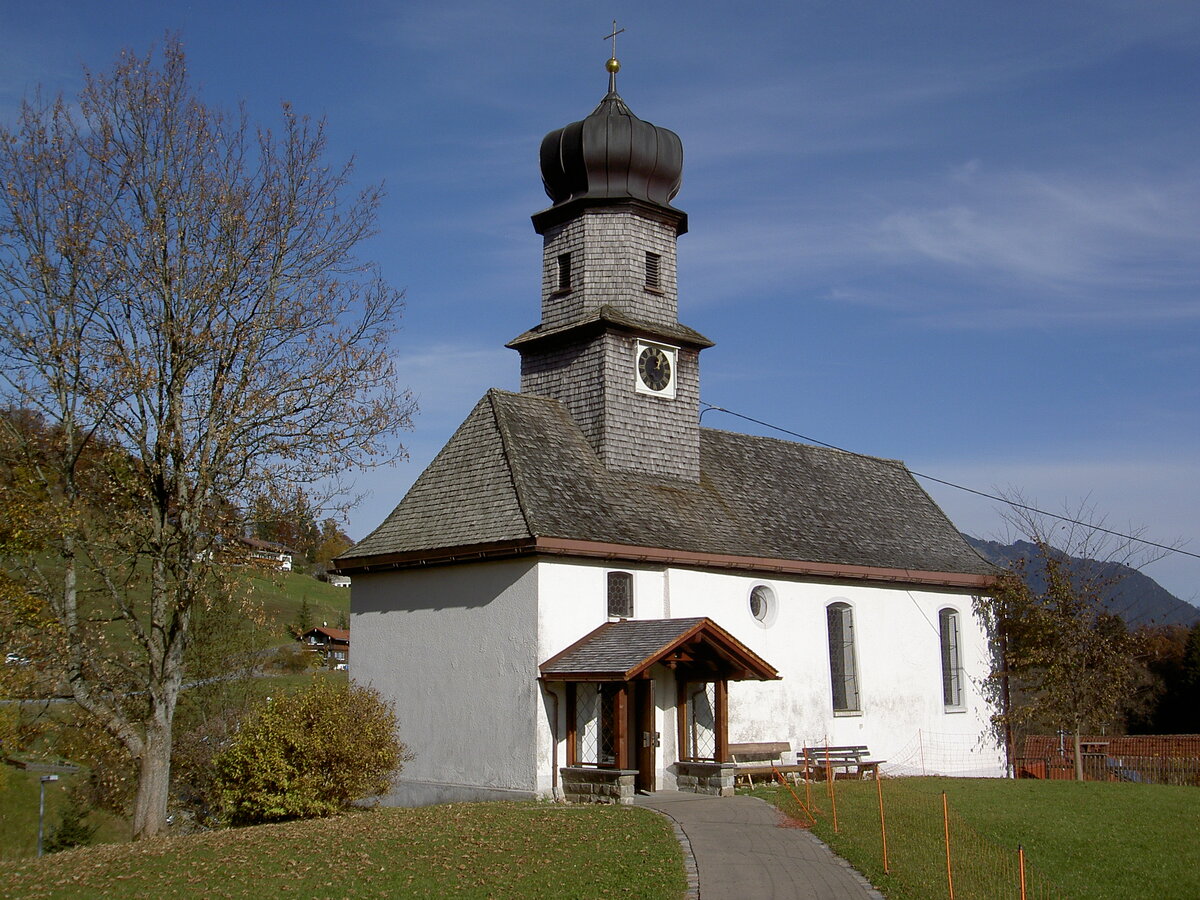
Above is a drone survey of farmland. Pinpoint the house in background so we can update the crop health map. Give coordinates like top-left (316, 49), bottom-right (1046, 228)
top-left (301, 626), bottom-right (350, 668)
top-left (233, 536), bottom-right (295, 572)
top-left (336, 59), bottom-right (1003, 807)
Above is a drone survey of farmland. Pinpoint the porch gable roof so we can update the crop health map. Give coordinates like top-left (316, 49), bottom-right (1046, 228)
top-left (539, 616), bottom-right (780, 682)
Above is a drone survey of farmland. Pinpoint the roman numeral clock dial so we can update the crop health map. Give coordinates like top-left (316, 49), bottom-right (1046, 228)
top-left (636, 342), bottom-right (676, 397)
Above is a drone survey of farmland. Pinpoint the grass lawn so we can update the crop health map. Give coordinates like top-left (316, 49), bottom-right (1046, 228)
top-left (243, 570), bottom-right (348, 645)
top-left (0, 768), bottom-right (129, 862)
top-left (0, 802), bottom-right (686, 899)
top-left (755, 776), bottom-right (1200, 900)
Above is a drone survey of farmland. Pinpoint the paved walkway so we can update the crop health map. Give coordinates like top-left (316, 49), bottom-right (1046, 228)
top-left (635, 791), bottom-right (882, 900)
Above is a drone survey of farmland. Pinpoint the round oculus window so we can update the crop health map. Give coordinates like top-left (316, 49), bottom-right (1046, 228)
top-left (749, 585), bottom-right (777, 626)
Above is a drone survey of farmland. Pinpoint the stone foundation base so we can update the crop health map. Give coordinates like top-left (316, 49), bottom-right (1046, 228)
top-left (673, 761), bottom-right (736, 797)
top-left (559, 767), bottom-right (638, 805)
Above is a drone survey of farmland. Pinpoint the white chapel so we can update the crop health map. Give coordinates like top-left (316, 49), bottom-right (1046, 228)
top-left (335, 57), bottom-right (1005, 806)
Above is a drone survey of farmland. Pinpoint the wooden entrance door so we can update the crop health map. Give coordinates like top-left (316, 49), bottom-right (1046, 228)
top-left (632, 678), bottom-right (657, 793)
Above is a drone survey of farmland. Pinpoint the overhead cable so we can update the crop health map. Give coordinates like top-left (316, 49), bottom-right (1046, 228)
top-left (699, 401), bottom-right (1199, 563)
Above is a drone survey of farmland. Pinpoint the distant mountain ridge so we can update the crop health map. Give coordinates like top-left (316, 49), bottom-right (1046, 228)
top-left (963, 535), bottom-right (1200, 629)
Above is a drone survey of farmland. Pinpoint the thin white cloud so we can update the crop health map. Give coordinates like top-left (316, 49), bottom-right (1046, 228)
top-left (877, 166), bottom-right (1200, 290)
top-left (676, 159), bottom-right (1200, 328)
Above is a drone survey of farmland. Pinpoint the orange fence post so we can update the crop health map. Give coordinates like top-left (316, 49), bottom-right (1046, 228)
top-left (942, 791), bottom-right (955, 900)
top-left (830, 763), bottom-right (839, 834)
top-left (772, 766), bottom-right (816, 826)
top-left (1019, 844), bottom-right (1027, 900)
top-left (803, 749), bottom-right (814, 815)
top-left (875, 768), bottom-right (889, 875)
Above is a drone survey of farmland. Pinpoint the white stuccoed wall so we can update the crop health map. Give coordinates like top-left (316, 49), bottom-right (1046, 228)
top-left (667, 569), bottom-right (1004, 777)
top-left (355, 555), bottom-right (1003, 807)
top-left (536, 560), bottom-right (1005, 787)
top-left (351, 558), bottom-right (542, 806)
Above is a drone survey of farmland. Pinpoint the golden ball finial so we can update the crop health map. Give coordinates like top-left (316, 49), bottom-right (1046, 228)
top-left (606, 57), bottom-right (621, 74)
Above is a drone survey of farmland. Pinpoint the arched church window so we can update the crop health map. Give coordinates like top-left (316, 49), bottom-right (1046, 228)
top-left (826, 601), bottom-right (861, 714)
top-left (939, 608), bottom-right (964, 710)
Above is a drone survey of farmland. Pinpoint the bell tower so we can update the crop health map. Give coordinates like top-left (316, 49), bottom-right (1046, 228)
top-left (508, 51), bottom-right (712, 482)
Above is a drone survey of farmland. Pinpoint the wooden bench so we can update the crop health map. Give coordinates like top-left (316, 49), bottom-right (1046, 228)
top-left (729, 741), bottom-right (806, 786)
top-left (801, 745), bottom-right (885, 780)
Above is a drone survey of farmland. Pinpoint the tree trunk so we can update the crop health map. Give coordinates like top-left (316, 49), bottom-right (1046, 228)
top-left (130, 710), bottom-right (174, 839)
top-left (1073, 729), bottom-right (1084, 782)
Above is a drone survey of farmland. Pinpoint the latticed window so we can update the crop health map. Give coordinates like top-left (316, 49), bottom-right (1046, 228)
top-left (940, 608), bottom-right (964, 709)
top-left (575, 683), bottom-right (618, 766)
top-left (684, 682), bottom-right (717, 760)
top-left (644, 251), bottom-right (661, 289)
top-left (557, 253), bottom-right (572, 292)
top-left (607, 571), bottom-right (633, 618)
top-left (826, 602), bottom-right (861, 713)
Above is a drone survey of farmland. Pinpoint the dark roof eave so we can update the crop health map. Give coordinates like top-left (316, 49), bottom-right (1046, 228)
top-left (335, 535), bottom-right (996, 590)
top-left (332, 538), bottom-right (538, 574)
top-left (506, 310), bottom-right (714, 353)
top-left (531, 196), bottom-right (687, 236)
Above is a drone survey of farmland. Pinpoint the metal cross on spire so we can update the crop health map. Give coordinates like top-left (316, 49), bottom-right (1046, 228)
top-left (603, 20), bottom-right (625, 92)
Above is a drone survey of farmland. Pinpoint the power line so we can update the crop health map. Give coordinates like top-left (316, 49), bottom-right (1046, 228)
top-left (699, 401), bottom-right (1200, 563)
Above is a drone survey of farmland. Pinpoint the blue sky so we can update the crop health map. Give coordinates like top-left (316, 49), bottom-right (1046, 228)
top-left (3, 1), bottom-right (1198, 603)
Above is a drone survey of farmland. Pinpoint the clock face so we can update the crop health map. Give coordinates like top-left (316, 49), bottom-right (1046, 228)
top-left (637, 344), bottom-right (673, 393)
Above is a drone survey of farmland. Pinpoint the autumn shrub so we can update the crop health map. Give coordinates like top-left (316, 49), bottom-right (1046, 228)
top-left (212, 678), bottom-right (408, 826)
top-left (43, 784), bottom-right (98, 853)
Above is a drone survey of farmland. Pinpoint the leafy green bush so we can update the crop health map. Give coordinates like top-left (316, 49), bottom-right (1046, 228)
top-left (212, 679), bottom-right (408, 826)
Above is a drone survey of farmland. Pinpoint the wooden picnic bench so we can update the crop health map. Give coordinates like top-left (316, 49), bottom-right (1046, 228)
top-left (801, 745), bottom-right (885, 780)
top-left (728, 741), bottom-right (806, 786)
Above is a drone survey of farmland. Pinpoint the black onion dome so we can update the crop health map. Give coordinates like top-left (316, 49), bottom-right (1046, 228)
top-left (538, 90), bottom-right (684, 214)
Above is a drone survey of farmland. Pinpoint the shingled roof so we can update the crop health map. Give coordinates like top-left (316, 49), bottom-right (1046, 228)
top-left (337, 389), bottom-right (993, 585)
top-left (540, 617), bottom-right (779, 681)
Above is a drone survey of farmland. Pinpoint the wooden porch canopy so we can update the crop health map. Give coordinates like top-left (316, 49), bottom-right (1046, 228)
top-left (540, 617), bottom-right (780, 682)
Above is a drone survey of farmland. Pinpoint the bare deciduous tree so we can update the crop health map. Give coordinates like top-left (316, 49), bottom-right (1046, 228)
top-left (975, 493), bottom-right (1168, 780)
top-left (0, 39), bottom-right (414, 838)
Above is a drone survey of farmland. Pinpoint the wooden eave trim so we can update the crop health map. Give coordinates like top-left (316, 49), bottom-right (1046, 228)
top-left (331, 538), bottom-right (538, 574)
top-left (540, 616), bottom-right (780, 682)
top-left (335, 536), bottom-right (995, 591)
top-left (532, 537), bottom-right (996, 590)
top-left (624, 618), bottom-right (779, 681)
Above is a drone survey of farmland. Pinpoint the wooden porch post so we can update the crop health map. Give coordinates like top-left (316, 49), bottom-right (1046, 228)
top-left (676, 678), bottom-right (688, 761)
top-left (565, 683), bottom-right (577, 767)
top-left (615, 683), bottom-right (630, 769)
top-left (715, 679), bottom-right (730, 762)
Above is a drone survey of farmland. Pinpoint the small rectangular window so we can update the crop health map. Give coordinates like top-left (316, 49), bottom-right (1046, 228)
top-left (557, 253), bottom-right (572, 292)
top-left (607, 571), bottom-right (633, 618)
top-left (645, 251), bottom-right (661, 290)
